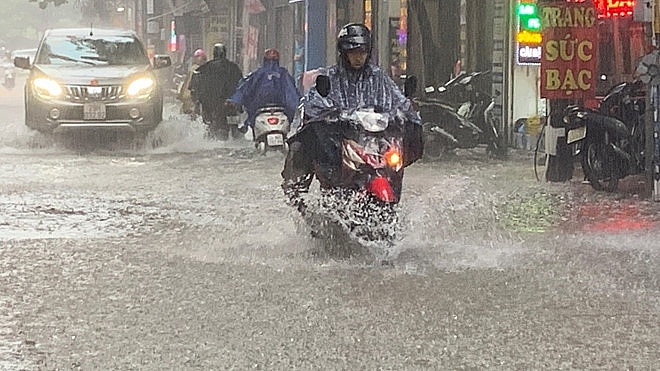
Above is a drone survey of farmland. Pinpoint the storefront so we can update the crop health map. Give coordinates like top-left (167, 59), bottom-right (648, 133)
top-left (293, 0), bottom-right (410, 76)
top-left (510, 0), bottom-right (645, 145)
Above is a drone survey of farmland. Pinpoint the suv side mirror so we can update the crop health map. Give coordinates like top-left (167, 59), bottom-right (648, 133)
top-left (152, 55), bottom-right (172, 69)
top-left (404, 75), bottom-right (417, 97)
top-left (14, 56), bottom-right (31, 69)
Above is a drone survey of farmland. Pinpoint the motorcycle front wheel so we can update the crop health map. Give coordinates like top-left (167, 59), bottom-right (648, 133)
top-left (581, 140), bottom-right (619, 192)
top-left (486, 138), bottom-right (507, 159)
top-left (485, 125), bottom-right (508, 159)
top-left (422, 123), bottom-right (454, 160)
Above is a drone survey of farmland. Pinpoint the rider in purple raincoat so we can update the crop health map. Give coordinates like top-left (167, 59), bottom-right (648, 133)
top-left (228, 48), bottom-right (301, 132)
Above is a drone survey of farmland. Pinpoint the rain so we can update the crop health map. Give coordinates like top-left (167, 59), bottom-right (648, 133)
top-left (0, 0), bottom-right (658, 369)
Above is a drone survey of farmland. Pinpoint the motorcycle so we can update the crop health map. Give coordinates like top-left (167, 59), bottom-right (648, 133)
top-left (170, 63), bottom-right (186, 97)
top-left (252, 104), bottom-right (290, 154)
top-left (563, 80), bottom-right (646, 192)
top-left (2, 63), bottom-right (14, 89)
top-left (413, 70), bottom-right (506, 158)
top-left (299, 108), bottom-right (404, 250)
top-left (293, 75), bottom-right (409, 252)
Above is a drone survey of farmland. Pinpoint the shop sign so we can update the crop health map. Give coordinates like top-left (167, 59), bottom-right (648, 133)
top-left (540, 1), bottom-right (598, 99)
top-left (515, 1), bottom-right (543, 65)
top-left (518, 44), bottom-right (542, 64)
top-left (594, 0), bottom-right (634, 18)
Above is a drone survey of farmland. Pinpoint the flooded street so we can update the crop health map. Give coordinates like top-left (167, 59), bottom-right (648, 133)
top-left (1, 75), bottom-right (658, 369)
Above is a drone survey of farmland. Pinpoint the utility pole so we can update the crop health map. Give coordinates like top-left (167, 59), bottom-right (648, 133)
top-left (652, 0), bottom-right (660, 200)
top-left (638, 0), bottom-right (660, 200)
top-left (646, 83), bottom-right (657, 200)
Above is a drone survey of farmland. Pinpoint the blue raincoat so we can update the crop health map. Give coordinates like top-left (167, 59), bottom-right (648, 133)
top-left (229, 59), bottom-right (301, 129)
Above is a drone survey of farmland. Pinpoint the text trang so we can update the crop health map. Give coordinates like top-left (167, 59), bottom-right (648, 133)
top-left (540, 1), bottom-right (598, 99)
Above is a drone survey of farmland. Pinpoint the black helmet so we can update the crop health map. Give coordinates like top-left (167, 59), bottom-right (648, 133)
top-left (213, 43), bottom-right (226, 59)
top-left (337, 23), bottom-right (372, 56)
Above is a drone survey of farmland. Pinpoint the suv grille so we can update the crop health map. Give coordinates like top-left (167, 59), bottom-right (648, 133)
top-left (65, 85), bottom-right (124, 103)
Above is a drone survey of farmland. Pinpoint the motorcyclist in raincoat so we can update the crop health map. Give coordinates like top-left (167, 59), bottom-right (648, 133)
top-left (192, 43), bottom-right (243, 140)
top-left (227, 48), bottom-right (300, 133)
top-left (281, 23), bottom-right (423, 208)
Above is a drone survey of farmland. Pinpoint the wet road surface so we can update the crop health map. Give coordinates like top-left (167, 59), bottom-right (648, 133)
top-left (0, 76), bottom-right (658, 370)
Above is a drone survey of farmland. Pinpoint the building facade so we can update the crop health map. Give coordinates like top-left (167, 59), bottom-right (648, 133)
top-left (126, 0), bottom-right (650, 148)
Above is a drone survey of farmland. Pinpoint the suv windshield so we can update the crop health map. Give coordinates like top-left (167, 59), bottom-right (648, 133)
top-left (35, 34), bottom-right (149, 66)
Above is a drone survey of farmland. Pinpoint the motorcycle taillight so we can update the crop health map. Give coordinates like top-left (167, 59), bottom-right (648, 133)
top-left (267, 117), bottom-right (280, 125)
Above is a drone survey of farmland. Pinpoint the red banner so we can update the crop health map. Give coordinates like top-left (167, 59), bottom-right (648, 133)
top-left (540, 1), bottom-right (599, 99)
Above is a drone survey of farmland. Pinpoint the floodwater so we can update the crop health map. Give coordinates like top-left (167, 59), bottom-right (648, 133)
top-left (0, 73), bottom-right (658, 369)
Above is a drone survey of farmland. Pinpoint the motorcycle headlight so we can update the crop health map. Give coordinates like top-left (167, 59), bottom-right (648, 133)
top-left (33, 77), bottom-right (63, 98)
top-left (127, 77), bottom-right (155, 98)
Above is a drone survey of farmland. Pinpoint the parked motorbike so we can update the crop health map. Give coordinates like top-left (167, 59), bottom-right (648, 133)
top-left (413, 70), bottom-right (506, 158)
top-left (252, 105), bottom-right (290, 154)
top-left (563, 80), bottom-right (646, 192)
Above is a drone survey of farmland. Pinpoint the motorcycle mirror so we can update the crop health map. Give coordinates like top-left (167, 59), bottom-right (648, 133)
top-left (152, 55), bottom-right (172, 70)
top-left (315, 75), bottom-right (330, 97)
top-left (404, 75), bottom-right (417, 97)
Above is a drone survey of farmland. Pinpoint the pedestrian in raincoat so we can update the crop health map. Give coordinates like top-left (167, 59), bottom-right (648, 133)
top-left (177, 48), bottom-right (206, 117)
top-left (227, 48), bottom-right (300, 133)
top-left (280, 23), bottom-right (423, 205)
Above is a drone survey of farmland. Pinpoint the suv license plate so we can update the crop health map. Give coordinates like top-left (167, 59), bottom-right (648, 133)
top-left (267, 133), bottom-right (284, 146)
top-left (84, 103), bottom-right (106, 120)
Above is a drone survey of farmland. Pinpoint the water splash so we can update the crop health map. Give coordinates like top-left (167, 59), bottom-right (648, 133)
top-left (296, 188), bottom-right (401, 262)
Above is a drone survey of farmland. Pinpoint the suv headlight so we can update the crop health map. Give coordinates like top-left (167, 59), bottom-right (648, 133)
top-left (33, 77), bottom-right (63, 98)
top-left (127, 77), bottom-right (155, 98)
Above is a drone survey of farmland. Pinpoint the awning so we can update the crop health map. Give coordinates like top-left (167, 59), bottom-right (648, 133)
top-left (148, 0), bottom-right (209, 21)
top-left (245, 0), bottom-right (266, 14)
top-left (180, 0), bottom-right (209, 15)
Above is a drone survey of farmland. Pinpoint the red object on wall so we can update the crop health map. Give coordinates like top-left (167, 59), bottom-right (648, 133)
top-left (594, 0), bottom-right (634, 18)
top-left (565, 0), bottom-right (635, 18)
top-left (540, 1), bottom-right (599, 99)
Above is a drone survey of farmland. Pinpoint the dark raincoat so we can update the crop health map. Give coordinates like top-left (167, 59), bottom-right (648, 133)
top-left (193, 57), bottom-right (242, 108)
top-left (229, 59), bottom-right (300, 128)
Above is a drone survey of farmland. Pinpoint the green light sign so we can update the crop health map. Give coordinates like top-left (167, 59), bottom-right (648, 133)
top-left (517, 2), bottom-right (541, 32)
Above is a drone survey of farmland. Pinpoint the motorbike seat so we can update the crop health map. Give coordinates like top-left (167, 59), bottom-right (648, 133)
top-left (585, 111), bottom-right (630, 138)
top-left (256, 104), bottom-right (285, 115)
